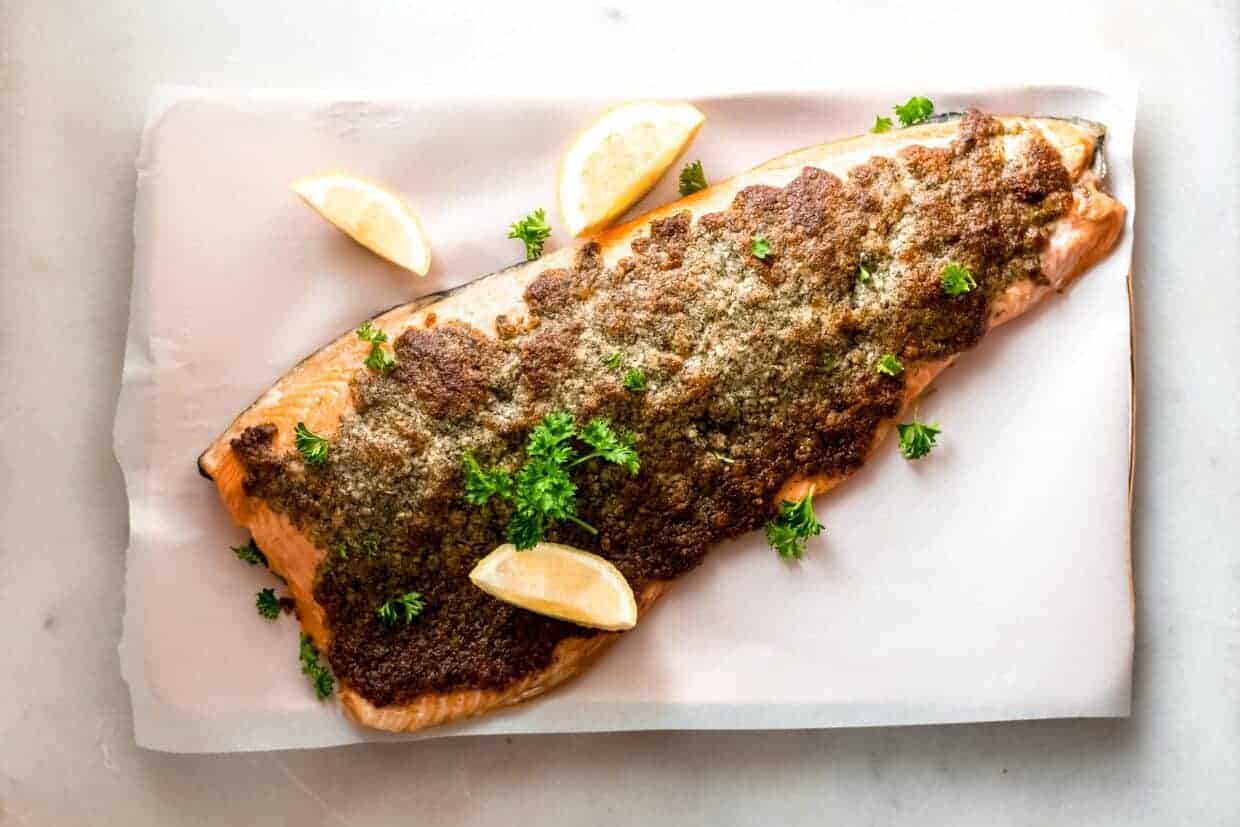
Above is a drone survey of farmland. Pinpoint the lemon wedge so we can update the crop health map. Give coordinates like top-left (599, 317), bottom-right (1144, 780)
top-left (469, 542), bottom-right (638, 631)
top-left (558, 100), bottom-right (705, 237)
top-left (292, 173), bottom-right (431, 276)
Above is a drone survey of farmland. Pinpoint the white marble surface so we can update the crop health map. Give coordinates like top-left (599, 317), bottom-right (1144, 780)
top-left (0, 1), bottom-right (1236, 824)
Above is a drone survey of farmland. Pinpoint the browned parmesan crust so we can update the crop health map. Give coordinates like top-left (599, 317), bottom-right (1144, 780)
top-left (201, 110), bottom-right (1125, 730)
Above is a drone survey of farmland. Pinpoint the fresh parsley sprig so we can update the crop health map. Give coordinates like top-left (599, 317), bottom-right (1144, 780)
top-left (508, 208), bottom-right (553, 261)
top-left (941, 262), bottom-right (977, 296)
top-left (765, 487), bottom-right (824, 560)
top-left (462, 412), bottom-right (640, 550)
top-left (356, 321), bottom-right (396, 372)
top-left (679, 160), bottom-right (708, 196)
top-left (294, 422), bottom-right (329, 465)
top-left (605, 352), bottom-right (647, 393)
top-left (897, 416), bottom-right (941, 460)
top-left (377, 592), bottom-right (425, 628)
top-left (298, 633), bottom-right (334, 700)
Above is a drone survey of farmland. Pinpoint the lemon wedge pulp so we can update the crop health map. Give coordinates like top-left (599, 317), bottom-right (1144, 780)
top-left (292, 172), bottom-right (431, 276)
top-left (558, 100), bottom-right (705, 237)
top-left (469, 542), bottom-right (638, 631)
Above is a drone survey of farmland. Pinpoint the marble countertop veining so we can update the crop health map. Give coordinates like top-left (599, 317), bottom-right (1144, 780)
top-left (1, 1), bottom-right (1237, 824)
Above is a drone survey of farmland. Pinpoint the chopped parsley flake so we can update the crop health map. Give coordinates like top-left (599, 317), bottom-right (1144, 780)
top-left (622, 367), bottom-right (648, 392)
top-left (858, 264), bottom-right (873, 284)
top-left (358, 321), bottom-right (395, 371)
top-left (256, 588), bottom-right (281, 620)
top-left (356, 321), bottom-right (386, 344)
top-left (877, 353), bottom-right (904, 376)
top-left (751, 233), bottom-right (773, 260)
top-left (678, 160), bottom-right (708, 196)
top-left (298, 633), bottom-right (334, 700)
top-left (871, 115), bottom-right (893, 133)
top-left (377, 592), bottom-right (425, 628)
top-left (941, 262), bottom-right (977, 296)
top-left (603, 352), bottom-right (624, 371)
top-left (231, 538), bottom-right (267, 567)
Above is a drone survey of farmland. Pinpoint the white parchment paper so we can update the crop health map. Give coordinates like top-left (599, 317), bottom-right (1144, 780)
top-left (117, 84), bottom-right (1135, 752)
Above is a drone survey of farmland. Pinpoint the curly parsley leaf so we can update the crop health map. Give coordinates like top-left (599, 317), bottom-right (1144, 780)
top-left (377, 592), bottom-right (425, 628)
top-left (462, 452), bottom-right (515, 505)
top-left (574, 418), bottom-right (639, 475)
top-left (765, 488), bottom-right (824, 560)
top-left (871, 115), bottom-right (894, 133)
top-left (877, 353), bottom-right (904, 376)
top-left (356, 322), bottom-right (395, 371)
top-left (514, 460), bottom-right (580, 524)
top-left (294, 422), bottom-right (329, 465)
top-left (526, 411), bottom-right (578, 463)
top-left (509, 458), bottom-right (596, 549)
top-left (894, 96), bottom-right (934, 127)
top-left (897, 417), bottom-right (941, 460)
top-left (507, 507), bottom-right (544, 551)
top-left (508, 208), bottom-right (552, 261)
top-left (941, 262), bottom-right (977, 296)
top-left (678, 160), bottom-right (708, 196)
top-left (751, 233), bottom-right (772, 261)
top-left (298, 633), bottom-right (334, 699)
top-left (364, 343), bottom-right (395, 372)
top-left (356, 321), bottom-right (387, 344)
top-left (256, 588), bottom-right (281, 620)
top-left (231, 538), bottom-right (267, 567)
top-left (623, 367), bottom-right (647, 392)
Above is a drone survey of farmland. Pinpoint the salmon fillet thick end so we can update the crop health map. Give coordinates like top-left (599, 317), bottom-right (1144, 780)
top-left (199, 113), bottom-right (1125, 733)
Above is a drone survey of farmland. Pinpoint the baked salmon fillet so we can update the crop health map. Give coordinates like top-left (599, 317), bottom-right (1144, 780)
top-left (199, 109), bottom-right (1125, 733)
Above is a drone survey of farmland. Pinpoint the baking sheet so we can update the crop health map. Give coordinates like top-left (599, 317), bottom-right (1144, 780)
top-left (116, 84), bottom-right (1135, 752)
